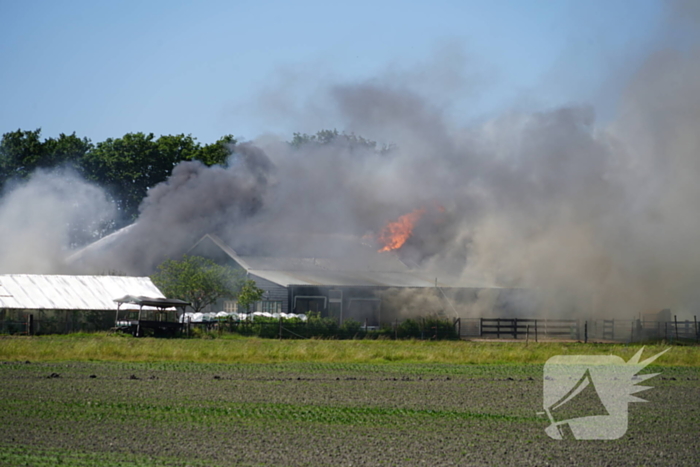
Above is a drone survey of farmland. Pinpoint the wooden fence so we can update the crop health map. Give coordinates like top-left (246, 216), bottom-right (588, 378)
top-left (2, 312), bottom-right (698, 343)
top-left (478, 318), bottom-right (579, 341)
top-left (471, 316), bottom-right (700, 343)
top-left (600, 317), bottom-right (699, 342)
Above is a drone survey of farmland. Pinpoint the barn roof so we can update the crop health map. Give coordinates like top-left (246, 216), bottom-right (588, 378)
top-left (0, 274), bottom-right (166, 311)
top-left (249, 269), bottom-right (478, 288)
top-left (66, 223), bottom-right (135, 264)
top-left (193, 234), bottom-right (499, 289)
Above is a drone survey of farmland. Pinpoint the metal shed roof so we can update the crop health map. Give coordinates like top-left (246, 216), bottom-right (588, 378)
top-left (191, 233), bottom-right (500, 289)
top-left (241, 254), bottom-right (409, 274)
top-left (0, 275), bottom-right (166, 311)
top-left (114, 295), bottom-right (190, 309)
top-left (248, 269), bottom-right (499, 289)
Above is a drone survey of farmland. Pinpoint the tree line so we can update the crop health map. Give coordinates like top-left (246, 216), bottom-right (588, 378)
top-left (0, 128), bottom-right (385, 230)
top-left (0, 129), bottom-right (236, 225)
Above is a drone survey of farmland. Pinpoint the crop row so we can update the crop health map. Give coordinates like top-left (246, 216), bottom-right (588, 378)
top-left (0, 443), bottom-right (211, 467)
top-left (0, 396), bottom-right (537, 428)
top-left (0, 361), bottom-right (698, 466)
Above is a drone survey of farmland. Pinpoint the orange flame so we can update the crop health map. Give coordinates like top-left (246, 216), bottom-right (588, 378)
top-left (377, 208), bottom-right (426, 252)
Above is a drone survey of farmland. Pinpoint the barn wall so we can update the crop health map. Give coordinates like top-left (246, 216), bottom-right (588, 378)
top-left (288, 286), bottom-right (384, 324)
top-left (249, 274), bottom-right (290, 314)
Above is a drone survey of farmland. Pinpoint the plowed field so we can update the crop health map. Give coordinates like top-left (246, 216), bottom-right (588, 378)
top-left (0, 360), bottom-right (698, 466)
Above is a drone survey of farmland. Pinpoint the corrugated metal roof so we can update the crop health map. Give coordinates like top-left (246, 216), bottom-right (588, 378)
top-left (0, 275), bottom-right (165, 311)
top-left (66, 224), bottom-right (135, 264)
top-left (192, 234), bottom-right (409, 272)
top-left (249, 269), bottom-right (499, 289)
top-left (195, 233), bottom-right (501, 289)
top-left (114, 296), bottom-right (190, 308)
top-left (242, 254), bottom-right (409, 273)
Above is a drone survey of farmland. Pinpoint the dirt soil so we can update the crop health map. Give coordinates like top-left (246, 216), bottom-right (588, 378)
top-left (0, 361), bottom-right (697, 466)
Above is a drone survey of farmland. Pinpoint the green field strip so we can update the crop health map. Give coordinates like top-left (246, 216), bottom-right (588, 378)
top-left (0, 444), bottom-right (213, 467)
top-left (1, 335), bottom-right (696, 366)
top-left (0, 398), bottom-right (540, 428)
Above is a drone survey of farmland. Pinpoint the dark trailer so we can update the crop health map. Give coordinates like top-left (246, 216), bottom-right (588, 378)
top-left (114, 295), bottom-right (190, 337)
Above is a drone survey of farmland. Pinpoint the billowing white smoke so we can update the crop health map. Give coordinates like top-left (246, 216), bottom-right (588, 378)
top-left (0, 169), bottom-right (115, 273)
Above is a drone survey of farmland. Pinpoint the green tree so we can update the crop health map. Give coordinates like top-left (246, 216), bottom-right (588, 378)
top-left (151, 255), bottom-right (243, 313)
top-left (0, 129), bottom-right (92, 189)
top-left (0, 129), bottom-right (237, 229)
top-left (80, 133), bottom-right (199, 221)
top-left (290, 129), bottom-right (393, 153)
top-left (0, 129), bottom-right (45, 183)
top-left (236, 279), bottom-right (265, 312)
top-left (196, 134), bottom-right (236, 166)
top-left (80, 132), bottom-right (238, 222)
top-left (42, 132), bottom-right (93, 168)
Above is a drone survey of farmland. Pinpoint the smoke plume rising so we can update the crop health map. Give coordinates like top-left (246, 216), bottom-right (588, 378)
top-left (0, 169), bottom-right (114, 274)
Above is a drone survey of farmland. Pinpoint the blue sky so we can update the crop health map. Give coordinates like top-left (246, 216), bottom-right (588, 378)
top-left (0, 0), bottom-right (664, 144)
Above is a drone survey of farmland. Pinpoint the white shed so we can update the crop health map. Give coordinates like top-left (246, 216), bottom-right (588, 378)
top-left (0, 274), bottom-right (167, 333)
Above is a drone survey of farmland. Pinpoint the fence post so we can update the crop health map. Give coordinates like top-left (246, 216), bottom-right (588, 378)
top-left (497, 318), bottom-right (500, 339)
top-left (611, 319), bottom-right (615, 340)
top-left (394, 319), bottom-right (398, 340)
top-left (674, 315), bottom-right (679, 341)
top-left (279, 316), bottom-right (283, 340)
top-left (526, 325), bottom-right (529, 345)
top-left (535, 320), bottom-right (538, 343)
top-left (479, 318), bottom-right (483, 337)
top-left (594, 319), bottom-right (597, 340)
top-left (513, 318), bottom-right (518, 339)
top-left (28, 314), bottom-right (34, 336)
top-left (584, 321), bottom-right (588, 344)
top-left (576, 319), bottom-right (580, 341)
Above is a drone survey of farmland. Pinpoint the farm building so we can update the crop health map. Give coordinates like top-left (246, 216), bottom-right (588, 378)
top-left (188, 234), bottom-right (508, 326)
top-left (0, 274), bottom-right (176, 334)
top-left (66, 224), bottom-right (527, 326)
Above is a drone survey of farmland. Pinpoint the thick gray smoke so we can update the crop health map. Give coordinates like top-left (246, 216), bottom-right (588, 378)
top-left (0, 169), bottom-right (114, 273)
top-left (379, 288), bottom-right (501, 322)
top-left (72, 143), bottom-right (274, 273)
top-left (10, 1), bottom-right (700, 319)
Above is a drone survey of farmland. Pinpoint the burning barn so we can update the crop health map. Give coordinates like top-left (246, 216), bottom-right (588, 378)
top-left (66, 201), bottom-right (520, 326)
top-left (188, 234), bottom-right (505, 326)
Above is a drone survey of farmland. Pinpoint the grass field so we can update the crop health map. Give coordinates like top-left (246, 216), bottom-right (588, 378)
top-left (0, 335), bottom-right (698, 466)
top-left (1, 333), bottom-right (698, 365)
